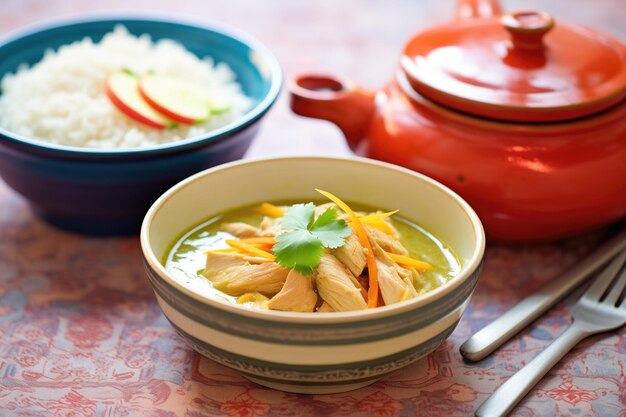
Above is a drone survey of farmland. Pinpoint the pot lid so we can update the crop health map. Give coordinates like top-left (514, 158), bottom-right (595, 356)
top-left (401, 10), bottom-right (626, 122)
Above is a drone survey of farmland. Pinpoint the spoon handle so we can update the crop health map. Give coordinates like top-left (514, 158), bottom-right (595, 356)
top-left (460, 225), bottom-right (626, 362)
top-left (475, 322), bottom-right (590, 417)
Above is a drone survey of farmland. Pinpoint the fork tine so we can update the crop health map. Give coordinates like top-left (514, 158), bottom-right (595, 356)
top-left (583, 250), bottom-right (626, 302)
top-left (604, 263), bottom-right (626, 306)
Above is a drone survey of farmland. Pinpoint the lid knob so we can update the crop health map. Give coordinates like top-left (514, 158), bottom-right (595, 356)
top-left (502, 11), bottom-right (554, 52)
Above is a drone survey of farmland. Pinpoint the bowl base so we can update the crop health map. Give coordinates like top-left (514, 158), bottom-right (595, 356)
top-left (242, 374), bottom-right (380, 394)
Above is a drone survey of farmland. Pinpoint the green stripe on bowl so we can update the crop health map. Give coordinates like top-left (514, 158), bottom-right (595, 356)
top-left (168, 318), bottom-right (457, 382)
top-left (145, 259), bottom-right (480, 345)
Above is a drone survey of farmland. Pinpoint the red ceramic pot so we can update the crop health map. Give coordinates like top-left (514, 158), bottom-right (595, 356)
top-left (289, 0), bottom-right (626, 243)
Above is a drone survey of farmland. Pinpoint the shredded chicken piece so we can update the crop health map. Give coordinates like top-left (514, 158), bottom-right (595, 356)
top-left (317, 302), bottom-right (335, 313)
top-left (365, 225), bottom-right (408, 255)
top-left (259, 216), bottom-right (282, 236)
top-left (370, 240), bottom-right (415, 305)
top-left (375, 259), bottom-right (407, 305)
top-left (331, 232), bottom-right (367, 277)
top-left (221, 222), bottom-right (262, 238)
top-left (315, 254), bottom-right (367, 311)
top-left (204, 251), bottom-right (288, 296)
top-left (237, 292), bottom-right (270, 309)
top-left (268, 270), bottom-right (318, 312)
top-left (401, 277), bottom-right (418, 300)
top-left (397, 265), bottom-right (421, 287)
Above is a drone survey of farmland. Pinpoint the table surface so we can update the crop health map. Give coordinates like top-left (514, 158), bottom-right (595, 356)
top-left (1, 1), bottom-right (625, 416)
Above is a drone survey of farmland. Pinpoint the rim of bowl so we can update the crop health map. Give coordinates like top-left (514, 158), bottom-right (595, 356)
top-left (0, 12), bottom-right (283, 159)
top-left (140, 155), bottom-right (486, 324)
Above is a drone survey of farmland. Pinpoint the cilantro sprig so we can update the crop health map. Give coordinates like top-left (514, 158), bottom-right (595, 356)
top-left (273, 203), bottom-right (351, 275)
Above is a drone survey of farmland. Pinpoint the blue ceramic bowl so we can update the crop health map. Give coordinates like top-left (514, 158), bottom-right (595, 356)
top-left (0, 15), bottom-right (281, 235)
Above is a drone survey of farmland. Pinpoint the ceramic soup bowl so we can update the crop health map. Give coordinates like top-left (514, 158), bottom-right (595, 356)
top-left (140, 156), bottom-right (485, 394)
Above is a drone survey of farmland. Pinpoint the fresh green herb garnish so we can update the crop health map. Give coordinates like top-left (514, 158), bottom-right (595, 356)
top-left (122, 68), bottom-right (139, 78)
top-left (273, 203), bottom-right (351, 275)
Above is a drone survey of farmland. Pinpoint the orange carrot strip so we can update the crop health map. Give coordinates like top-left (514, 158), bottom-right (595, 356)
top-left (204, 247), bottom-right (237, 254)
top-left (349, 210), bottom-right (398, 236)
top-left (358, 210), bottom-right (398, 222)
top-left (387, 252), bottom-right (433, 271)
top-left (226, 240), bottom-right (276, 260)
top-left (359, 217), bottom-right (395, 236)
top-left (237, 237), bottom-right (276, 245)
top-left (247, 243), bottom-right (275, 253)
top-left (316, 189), bottom-right (379, 308)
top-left (257, 203), bottom-right (284, 218)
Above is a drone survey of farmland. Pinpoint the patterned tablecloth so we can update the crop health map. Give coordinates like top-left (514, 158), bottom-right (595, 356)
top-left (1, 1), bottom-right (625, 416)
top-left (1, 180), bottom-right (624, 417)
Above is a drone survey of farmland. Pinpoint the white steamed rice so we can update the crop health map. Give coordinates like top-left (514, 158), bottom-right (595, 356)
top-left (0, 25), bottom-right (253, 149)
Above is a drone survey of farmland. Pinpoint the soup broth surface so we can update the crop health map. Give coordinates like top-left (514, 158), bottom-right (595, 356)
top-left (165, 201), bottom-right (461, 307)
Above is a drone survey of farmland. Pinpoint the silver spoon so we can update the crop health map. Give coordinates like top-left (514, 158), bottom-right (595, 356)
top-left (475, 248), bottom-right (626, 417)
top-left (461, 225), bottom-right (626, 361)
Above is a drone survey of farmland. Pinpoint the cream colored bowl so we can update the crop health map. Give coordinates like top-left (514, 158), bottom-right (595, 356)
top-left (140, 156), bottom-right (485, 394)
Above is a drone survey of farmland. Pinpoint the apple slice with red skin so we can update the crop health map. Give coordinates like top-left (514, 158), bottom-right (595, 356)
top-left (139, 75), bottom-right (212, 124)
top-left (106, 72), bottom-right (175, 129)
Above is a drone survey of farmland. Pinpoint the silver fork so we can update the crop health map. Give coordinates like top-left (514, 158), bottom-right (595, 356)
top-left (476, 249), bottom-right (626, 417)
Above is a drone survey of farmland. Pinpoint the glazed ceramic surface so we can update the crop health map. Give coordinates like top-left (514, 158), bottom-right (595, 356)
top-left (140, 156), bottom-right (485, 394)
top-left (0, 15), bottom-right (281, 235)
top-left (289, 0), bottom-right (626, 242)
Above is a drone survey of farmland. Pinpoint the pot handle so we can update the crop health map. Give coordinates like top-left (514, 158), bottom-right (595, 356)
top-left (455, 0), bottom-right (502, 19)
top-left (289, 74), bottom-right (375, 150)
